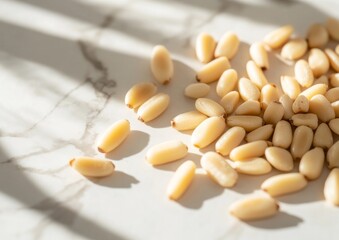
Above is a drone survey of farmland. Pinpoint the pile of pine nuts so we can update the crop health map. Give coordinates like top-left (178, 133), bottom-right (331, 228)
top-left (70, 18), bottom-right (339, 221)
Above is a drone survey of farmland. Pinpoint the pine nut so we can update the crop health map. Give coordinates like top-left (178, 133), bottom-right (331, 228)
top-left (249, 41), bottom-right (269, 70)
top-left (309, 94), bottom-right (335, 122)
top-left (264, 25), bottom-right (294, 49)
top-left (246, 124), bottom-right (274, 142)
top-left (299, 147), bottom-right (325, 180)
top-left (234, 158), bottom-right (272, 175)
top-left (137, 93), bottom-right (170, 122)
top-left (272, 120), bottom-right (293, 149)
top-left (329, 118), bottom-right (339, 135)
top-left (313, 123), bottom-right (333, 150)
top-left (146, 140), bottom-right (188, 165)
top-left (227, 116), bottom-right (264, 132)
top-left (332, 101), bottom-right (339, 117)
top-left (325, 87), bottom-right (339, 103)
top-left (313, 75), bottom-right (329, 86)
top-left (300, 83), bottom-right (328, 100)
top-left (292, 95), bottom-right (309, 113)
top-left (230, 140), bottom-right (267, 161)
top-left (263, 101), bottom-right (284, 125)
top-left (196, 57), bottom-right (230, 83)
top-left (238, 77), bottom-right (260, 101)
top-left (97, 119), bottom-right (130, 153)
top-left (184, 83), bottom-right (210, 99)
top-left (261, 173), bottom-right (307, 197)
top-left (291, 126), bottom-right (313, 160)
top-left (280, 76), bottom-right (300, 100)
top-left (151, 45), bottom-right (173, 84)
top-left (215, 32), bottom-right (239, 59)
top-left (326, 17), bottom-right (339, 41)
top-left (325, 49), bottom-right (339, 72)
top-left (69, 157), bottom-right (115, 177)
top-left (265, 146), bottom-right (294, 172)
top-left (294, 59), bottom-right (314, 88)
top-left (235, 100), bottom-right (261, 116)
top-left (260, 83), bottom-right (280, 110)
top-left (246, 60), bottom-right (268, 89)
top-left (291, 113), bottom-right (318, 130)
top-left (281, 38), bottom-right (307, 60)
top-left (201, 152), bottom-right (238, 187)
top-left (220, 91), bottom-right (240, 114)
top-left (324, 168), bottom-right (339, 206)
top-left (192, 116), bottom-right (226, 148)
top-left (195, 33), bottom-right (216, 63)
top-left (327, 142), bottom-right (339, 169)
top-left (125, 82), bottom-right (157, 109)
top-left (308, 48), bottom-right (330, 77)
top-left (195, 98), bottom-right (225, 117)
top-left (330, 73), bottom-right (339, 87)
top-left (215, 126), bottom-right (246, 156)
top-left (216, 69), bottom-right (238, 97)
top-left (167, 160), bottom-right (196, 200)
top-left (307, 23), bottom-right (329, 48)
top-left (279, 94), bottom-right (294, 120)
top-left (171, 111), bottom-right (208, 131)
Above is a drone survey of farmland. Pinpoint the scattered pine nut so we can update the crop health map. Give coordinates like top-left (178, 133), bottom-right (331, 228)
top-left (171, 111), bottom-right (208, 131)
top-left (299, 147), bottom-right (325, 180)
top-left (291, 126), bottom-right (314, 160)
top-left (238, 77), bottom-right (260, 101)
top-left (294, 59), bottom-right (314, 88)
top-left (246, 60), bottom-right (268, 89)
top-left (196, 57), bottom-right (230, 83)
top-left (280, 76), bottom-right (301, 100)
top-left (309, 94), bottom-right (335, 122)
top-left (227, 115), bottom-right (264, 132)
top-left (195, 33), bottom-right (216, 63)
top-left (125, 82), bottom-right (157, 109)
top-left (215, 127), bottom-right (246, 156)
top-left (308, 48), bottom-right (330, 77)
top-left (195, 98), bottom-right (225, 117)
top-left (307, 23), bottom-right (329, 48)
top-left (292, 95), bottom-right (309, 113)
top-left (281, 38), bottom-right (307, 60)
top-left (263, 101), bottom-right (284, 125)
top-left (220, 91), bottom-right (240, 114)
top-left (235, 100), bottom-right (261, 116)
top-left (69, 157), bottom-right (115, 177)
top-left (249, 42), bottom-right (269, 70)
top-left (216, 69), bottom-right (238, 97)
top-left (215, 32), bottom-right (240, 59)
top-left (313, 123), bottom-right (334, 150)
top-left (300, 83), bottom-right (328, 100)
top-left (151, 45), bottom-right (173, 84)
top-left (264, 25), bottom-right (294, 49)
top-left (260, 83), bottom-right (280, 110)
top-left (325, 49), bottom-right (339, 72)
top-left (324, 168), bottom-right (339, 206)
top-left (184, 83), bottom-right (210, 99)
top-left (327, 142), bottom-right (339, 169)
top-left (234, 158), bottom-right (272, 175)
top-left (291, 113), bottom-right (318, 130)
top-left (265, 146), bottom-right (294, 172)
top-left (230, 140), bottom-right (268, 161)
top-left (137, 93), bottom-right (170, 122)
top-left (246, 124), bottom-right (274, 142)
top-left (272, 120), bottom-right (293, 149)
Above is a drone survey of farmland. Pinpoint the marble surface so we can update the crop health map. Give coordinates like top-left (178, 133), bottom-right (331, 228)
top-left (0, 0), bottom-right (339, 239)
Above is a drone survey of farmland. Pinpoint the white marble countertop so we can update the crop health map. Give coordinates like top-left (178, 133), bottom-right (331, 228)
top-left (1, 0), bottom-right (339, 239)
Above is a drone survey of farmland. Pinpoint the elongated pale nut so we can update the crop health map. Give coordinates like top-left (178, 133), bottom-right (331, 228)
top-left (308, 48), bottom-right (330, 78)
top-left (215, 127), bottom-right (246, 156)
top-left (291, 126), bottom-right (314, 160)
top-left (261, 173), bottom-right (307, 197)
top-left (125, 82), bottom-right (157, 109)
top-left (260, 83), bottom-right (280, 110)
top-left (279, 94), bottom-right (294, 120)
top-left (300, 84), bottom-right (328, 101)
top-left (329, 118), bottom-right (339, 135)
top-left (299, 147), bottom-right (325, 180)
top-left (249, 42), bottom-right (269, 70)
top-left (234, 158), bottom-right (272, 175)
top-left (325, 87), bottom-right (339, 103)
top-left (325, 49), bottom-right (339, 72)
top-left (166, 160), bottom-right (196, 200)
top-left (273, 120), bottom-right (292, 149)
top-left (195, 98), bottom-right (225, 117)
top-left (330, 73), bottom-right (339, 87)
top-left (246, 60), bottom-right (268, 89)
top-left (171, 111), bottom-right (208, 131)
top-left (201, 152), bottom-right (238, 187)
top-left (216, 69), bottom-right (238, 97)
top-left (294, 59), bottom-right (314, 88)
top-left (137, 93), bottom-right (170, 122)
top-left (196, 57), bottom-right (230, 83)
top-left (235, 100), bottom-right (261, 116)
top-left (265, 147), bottom-right (294, 172)
top-left (97, 119), bottom-right (130, 153)
top-left (292, 95), bottom-right (309, 113)
top-left (326, 17), bottom-right (339, 41)
top-left (264, 25), bottom-right (294, 49)
top-left (280, 76), bottom-right (300, 100)
top-left (332, 101), bottom-right (339, 117)
top-left (324, 168), bottom-right (339, 206)
top-left (227, 116), bottom-right (263, 132)
top-left (291, 113), bottom-right (318, 130)
top-left (309, 94), bottom-right (335, 122)
top-left (192, 116), bottom-right (226, 148)
top-left (281, 38), bottom-right (307, 60)
top-left (69, 157), bottom-right (114, 177)
top-left (215, 32), bottom-right (239, 59)
top-left (151, 45), bottom-right (173, 84)
top-left (146, 140), bottom-right (188, 165)
top-left (238, 77), bottom-right (260, 101)
top-left (220, 91), bottom-right (239, 114)
top-left (246, 124), bottom-right (274, 142)
top-left (313, 123), bottom-right (333, 149)
top-left (307, 23), bottom-right (329, 48)
top-left (313, 75), bottom-right (329, 86)
top-left (184, 83), bottom-right (210, 99)
top-left (263, 101), bottom-right (284, 125)
top-left (195, 33), bottom-right (216, 63)
top-left (230, 140), bottom-right (267, 161)
top-left (327, 142), bottom-right (339, 169)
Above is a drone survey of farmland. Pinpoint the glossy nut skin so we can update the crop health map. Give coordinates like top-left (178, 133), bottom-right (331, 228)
top-left (246, 60), bottom-right (268, 89)
top-left (230, 140), bottom-right (268, 161)
top-left (216, 69), bottom-right (238, 97)
top-left (246, 124), bottom-right (274, 142)
top-left (324, 168), bottom-right (339, 206)
top-left (235, 100), bottom-right (261, 116)
top-left (279, 94), bottom-right (294, 120)
top-left (281, 38), bottom-right (307, 60)
top-left (309, 94), bottom-right (335, 123)
top-left (214, 32), bottom-right (240, 59)
top-left (238, 77), bottom-right (260, 101)
top-left (137, 93), bottom-right (170, 122)
top-left (196, 57), bottom-right (230, 83)
top-left (313, 123), bottom-right (333, 150)
top-left (264, 25), bottom-right (294, 49)
top-left (280, 76), bottom-right (300, 100)
top-left (327, 142), bottom-right (339, 169)
top-left (184, 83), bottom-right (210, 99)
top-left (294, 59), bottom-right (314, 88)
top-left (195, 33), bottom-right (216, 63)
top-left (308, 48), bottom-right (330, 77)
top-left (125, 82), bottom-right (157, 109)
top-left (265, 147), bottom-right (294, 172)
top-left (300, 83), bottom-right (328, 100)
top-left (260, 83), bottom-right (280, 110)
top-left (272, 120), bottom-right (292, 149)
top-left (215, 127), bottom-right (246, 156)
top-left (171, 111), bottom-right (208, 131)
top-left (227, 116), bottom-right (264, 132)
top-left (290, 113), bottom-right (318, 130)
top-left (263, 101), bottom-right (284, 125)
top-left (328, 118), bottom-right (339, 135)
top-left (299, 147), bottom-right (325, 180)
top-left (220, 91), bottom-right (240, 114)
top-left (151, 45), bottom-right (173, 84)
top-left (195, 98), bottom-right (225, 117)
top-left (290, 126), bottom-right (313, 160)
top-left (234, 158), bottom-right (272, 175)
top-left (249, 42), bottom-right (269, 70)
top-left (69, 157), bottom-right (115, 178)
top-left (325, 49), bottom-right (339, 72)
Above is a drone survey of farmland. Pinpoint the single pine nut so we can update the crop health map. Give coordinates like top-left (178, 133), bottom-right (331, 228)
top-left (146, 140), bottom-right (188, 165)
top-left (137, 93), bottom-right (170, 122)
top-left (230, 140), bottom-right (267, 161)
top-left (324, 168), bottom-right (339, 206)
top-left (195, 98), bottom-right (225, 117)
top-left (215, 127), bottom-right (246, 156)
top-left (260, 83), bottom-right (280, 110)
top-left (227, 116), bottom-right (264, 132)
top-left (235, 100), bottom-right (261, 116)
top-left (281, 38), bottom-right (307, 60)
top-left (279, 94), bottom-right (294, 120)
top-left (171, 111), bottom-right (208, 131)
top-left (215, 32), bottom-right (239, 59)
top-left (249, 41), bottom-right (269, 70)
top-left (330, 73), bottom-right (339, 87)
top-left (216, 69), bottom-right (238, 97)
top-left (308, 48), bottom-right (330, 77)
top-left (246, 60), bottom-right (268, 89)
top-left (294, 59), bottom-right (314, 88)
top-left (184, 83), bottom-right (210, 99)
top-left (313, 75), bottom-right (329, 86)
top-left (220, 91), bottom-right (240, 114)
top-left (326, 17), bottom-right (339, 41)
top-left (291, 113), bottom-right (318, 130)
top-left (291, 126), bottom-right (314, 160)
top-left (261, 173), bottom-right (307, 197)
top-left (167, 161), bottom-right (196, 200)
top-left (307, 23), bottom-right (329, 48)
top-left (69, 157), bottom-right (115, 177)
top-left (272, 120), bottom-right (293, 149)
top-left (325, 49), bottom-right (339, 72)
top-left (151, 45), bottom-right (173, 84)
top-left (196, 57), bottom-right (230, 83)
top-left (229, 196), bottom-right (279, 221)
top-left (313, 123), bottom-right (333, 149)
top-left (332, 101), bottom-right (339, 117)
top-left (292, 95), bottom-right (309, 113)
top-left (299, 83), bottom-right (328, 100)
top-left (265, 146), bottom-right (294, 172)
top-left (329, 118), bottom-right (339, 135)
top-left (327, 142), bottom-right (339, 169)
top-left (201, 152), bottom-right (238, 187)
top-left (195, 33), bottom-right (216, 63)
top-left (125, 82), bottom-right (157, 109)
top-left (234, 158), bottom-right (272, 175)
top-left (264, 25), bottom-right (294, 49)
top-left (238, 77), bottom-right (260, 101)
top-left (299, 147), bottom-right (325, 180)
top-left (97, 119), bottom-right (130, 153)
top-left (192, 116), bottom-right (226, 148)
top-left (325, 87), bottom-right (339, 103)
top-left (280, 76), bottom-right (301, 100)
top-left (246, 124), bottom-right (274, 142)
top-left (309, 94), bottom-right (335, 122)
top-left (263, 101), bottom-right (284, 125)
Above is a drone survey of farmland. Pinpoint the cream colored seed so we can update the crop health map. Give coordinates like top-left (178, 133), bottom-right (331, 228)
top-left (97, 119), bottom-right (130, 153)
top-left (281, 38), bottom-right (307, 60)
top-left (167, 161), bottom-right (196, 200)
top-left (263, 101), bottom-right (284, 125)
top-left (234, 158), bottom-right (272, 175)
top-left (300, 83), bottom-right (328, 100)
top-left (184, 83), bottom-right (210, 99)
top-left (294, 59), bottom-right (314, 88)
top-left (227, 116), bottom-right (264, 132)
top-left (307, 23), bottom-right (329, 48)
top-left (246, 60), bottom-right (268, 89)
top-left (327, 142), bottom-right (339, 169)
top-left (264, 25), bottom-right (294, 49)
top-left (201, 152), bottom-right (238, 187)
top-left (125, 82), bottom-right (157, 109)
top-left (195, 33), bottom-right (216, 63)
top-left (246, 124), bottom-right (274, 142)
top-left (249, 41), bottom-right (269, 70)
top-left (291, 113), bottom-right (318, 130)
top-left (280, 76), bottom-right (301, 100)
top-left (196, 57), bottom-right (230, 83)
top-left (260, 83), bottom-right (280, 110)
top-left (291, 126), bottom-right (314, 160)
top-left (309, 94), bottom-right (335, 122)
top-left (325, 49), bottom-right (339, 72)
top-left (330, 73), bottom-right (339, 87)
top-left (146, 140), bottom-right (188, 166)
top-left (279, 94), bottom-right (294, 120)
top-left (220, 91), bottom-right (240, 114)
top-left (192, 116), bottom-right (226, 148)
top-left (215, 32), bottom-right (239, 59)
top-left (215, 127), bottom-right (246, 156)
top-left (273, 120), bottom-right (292, 149)
top-left (313, 75), bottom-right (329, 86)
top-left (230, 140), bottom-right (267, 161)
top-left (216, 69), bottom-right (238, 97)
top-left (151, 45), bottom-right (173, 84)
top-left (325, 87), bottom-right (339, 103)
top-left (238, 77), bottom-right (260, 101)
top-left (308, 48), bottom-right (330, 78)
top-left (292, 95), bottom-right (309, 113)
top-left (137, 93), bottom-right (170, 122)
top-left (313, 123), bottom-right (333, 149)
top-left (324, 168), bottom-right (339, 206)
top-left (171, 111), bottom-right (208, 131)
top-left (229, 196), bottom-right (279, 221)
top-left (69, 157), bottom-right (115, 178)
top-left (235, 100), bottom-right (261, 116)
top-left (261, 173), bottom-right (307, 197)
top-left (299, 147), bottom-right (325, 180)
top-left (332, 101), bottom-right (339, 117)
top-left (329, 118), bottom-right (339, 135)
top-left (265, 146), bottom-right (294, 172)
top-left (195, 98), bottom-right (225, 117)
top-left (326, 17), bottom-right (339, 41)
